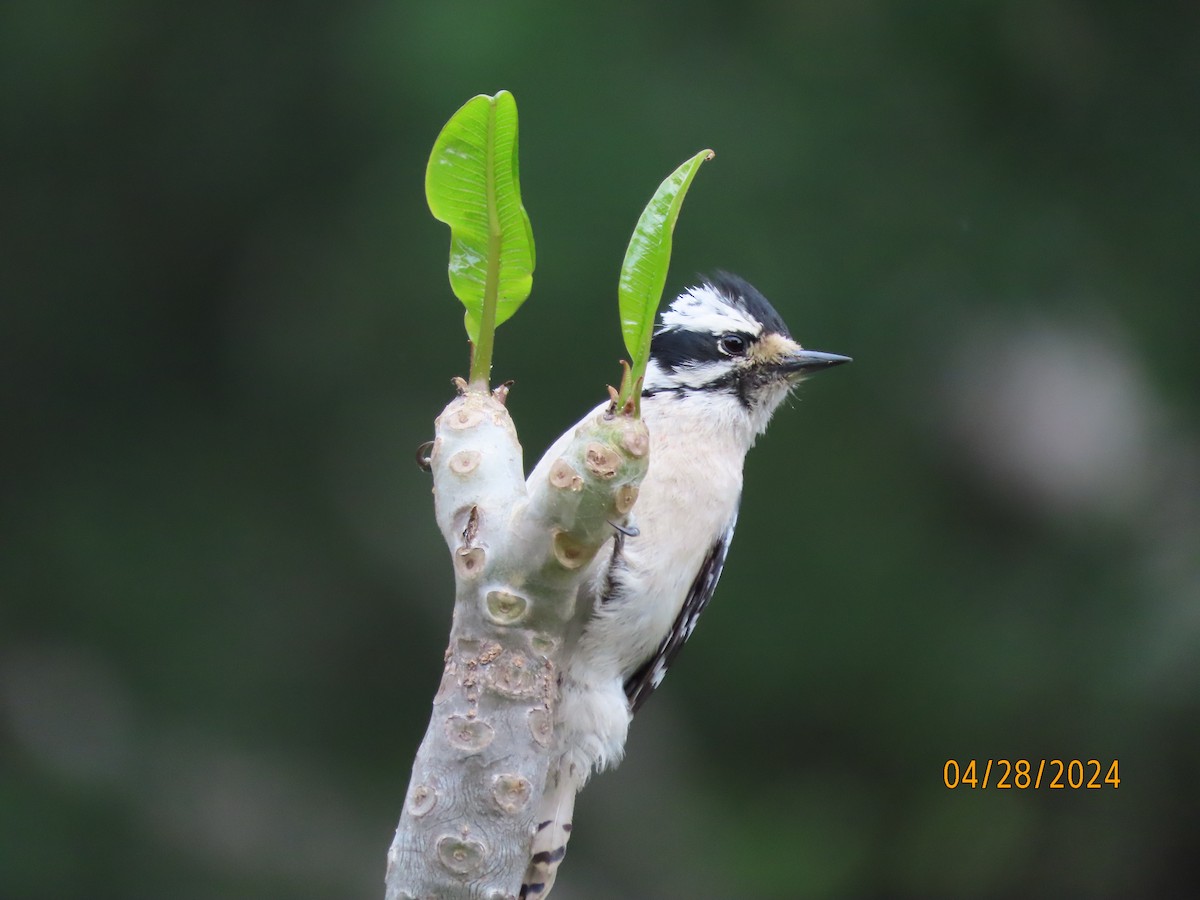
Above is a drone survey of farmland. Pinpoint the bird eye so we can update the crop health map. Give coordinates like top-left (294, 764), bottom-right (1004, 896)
top-left (718, 334), bottom-right (747, 356)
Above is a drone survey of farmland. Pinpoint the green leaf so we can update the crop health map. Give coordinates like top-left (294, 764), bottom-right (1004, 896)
top-left (426, 90), bottom-right (535, 385)
top-left (616, 149), bottom-right (714, 409)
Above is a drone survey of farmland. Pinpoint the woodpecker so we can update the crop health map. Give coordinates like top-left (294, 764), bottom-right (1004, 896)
top-left (520, 272), bottom-right (850, 897)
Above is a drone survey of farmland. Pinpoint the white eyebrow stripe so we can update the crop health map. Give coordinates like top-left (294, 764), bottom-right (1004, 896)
top-left (660, 284), bottom-right (762, 336)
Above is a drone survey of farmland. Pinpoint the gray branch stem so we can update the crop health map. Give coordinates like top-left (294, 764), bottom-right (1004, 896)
top-left (385, 384), bottom-right (648, 899)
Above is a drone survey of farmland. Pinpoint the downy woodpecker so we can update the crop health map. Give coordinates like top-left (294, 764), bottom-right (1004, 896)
top-left (520, 272), bottom-right (850, 897)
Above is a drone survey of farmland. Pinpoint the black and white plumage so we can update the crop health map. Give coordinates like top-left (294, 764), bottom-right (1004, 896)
top-left (623, 512), bottom-right (735, 714)
top-left (520, 273), bottom-right (849, 898)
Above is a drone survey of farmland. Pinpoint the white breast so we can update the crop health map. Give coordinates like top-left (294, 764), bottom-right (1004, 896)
top-left (570, 392), bottom-right (750, 678)
top-left (528, 391), bottom-right (753, 777)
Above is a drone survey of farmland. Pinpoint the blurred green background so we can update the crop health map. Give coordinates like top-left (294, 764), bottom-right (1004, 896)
top-left (4, 2), bottom-right (1198, 898)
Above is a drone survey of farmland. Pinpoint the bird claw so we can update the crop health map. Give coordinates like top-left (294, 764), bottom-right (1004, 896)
top-left (415, 440), bottom-right (434, 472)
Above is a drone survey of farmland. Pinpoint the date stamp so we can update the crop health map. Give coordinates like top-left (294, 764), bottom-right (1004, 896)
top-left (944, 759), bottom-right (1120, 789)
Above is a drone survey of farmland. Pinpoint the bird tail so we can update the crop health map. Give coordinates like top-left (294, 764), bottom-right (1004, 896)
top-left (520, 767), bottom-right (580, 899)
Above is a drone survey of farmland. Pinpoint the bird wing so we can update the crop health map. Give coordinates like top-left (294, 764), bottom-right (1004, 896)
top-left (623, 512), bottom-right (738, 714)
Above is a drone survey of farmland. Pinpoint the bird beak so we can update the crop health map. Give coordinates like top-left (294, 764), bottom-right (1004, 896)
top-left (778, 348), bottom-right (852, 377)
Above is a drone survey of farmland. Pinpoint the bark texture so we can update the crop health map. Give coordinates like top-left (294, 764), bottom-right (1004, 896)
top-left (386, 386), bottom-right (647, 900)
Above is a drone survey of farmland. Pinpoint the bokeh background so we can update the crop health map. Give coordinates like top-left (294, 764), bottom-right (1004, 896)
top-left (4, 2), bottom-right (1198, 898)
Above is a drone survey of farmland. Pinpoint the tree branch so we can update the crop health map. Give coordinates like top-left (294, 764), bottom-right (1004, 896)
top-left (386, 386), bottom-right (647, 899)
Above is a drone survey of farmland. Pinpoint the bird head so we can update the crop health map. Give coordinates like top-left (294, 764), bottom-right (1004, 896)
top-left (644, 272), bottom-right (850, 435)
